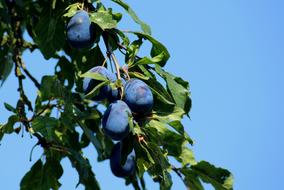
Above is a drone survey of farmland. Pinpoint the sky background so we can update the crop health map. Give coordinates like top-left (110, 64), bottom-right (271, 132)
top-left (0, 0), bottom-right (284, 189)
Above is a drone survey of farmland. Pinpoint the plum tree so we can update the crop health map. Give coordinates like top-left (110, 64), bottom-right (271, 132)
top-left (0, 1), bottom-right (233, 190)
top-left (102, 100), bottom-right (132, 141)
top-left (67, 10), bottom-right (95, 49)
top-left (124, 79), bottom-right (154, 114)
top-left (110, 142), bottom-right (135, 178)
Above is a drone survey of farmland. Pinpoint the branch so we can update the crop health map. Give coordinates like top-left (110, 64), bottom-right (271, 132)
top-left (21, 62), bottom-right (41, 89)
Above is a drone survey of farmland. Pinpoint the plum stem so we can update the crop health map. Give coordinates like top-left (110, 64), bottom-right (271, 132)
top-left (102, 56), bottom-right (107, 67)
top-left (102, 32), bottom-right (124, 99)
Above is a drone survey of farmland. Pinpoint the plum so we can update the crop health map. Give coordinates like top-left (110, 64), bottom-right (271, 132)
top-left (110, 142), bottom-right (135, 178)
top-left (83, 66), bottom-right (125, 101)
top-left (83, 66), bottom-right (114, 100)
top-left (66, 10), bottom-right (95, 49)
top-left (124, 79), bottom-right (153, 114)
top-left (108, 73), bottom-right (126, 101)
top-left (102, 100), bottom-right (132, 141)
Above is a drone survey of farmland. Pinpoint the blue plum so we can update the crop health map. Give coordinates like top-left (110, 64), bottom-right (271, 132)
top-left (66, 10), bottom-right (95, 49)
top-left (124, 79), bottom-right (154, 114)
top-left (108, 73), bottom-right (126, 101)
top-left (102, 100), bottom-right (132, 141)
top-left (83, 66), bottom-right (125, 101)
top-left (83, 66), bottom-right (114, 100)
top-left (110, 142), bottom-right (135, 178)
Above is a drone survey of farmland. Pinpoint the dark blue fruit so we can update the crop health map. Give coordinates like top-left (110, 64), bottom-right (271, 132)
top-left (66, 10), bottom-right (95, 49)
top-left (102, 100), bottom-right (132, 141)
top-left (110, 143), bottom-right (135, 178)
top-left (83, 66), bottom-right (124, 101)
top-left (124, 79), bottom-right (154, 114)
top-left (108, 73), bottom-right (126, 101)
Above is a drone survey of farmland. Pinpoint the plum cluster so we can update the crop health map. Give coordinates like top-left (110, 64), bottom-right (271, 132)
top-left (67, 10), bottom-right (154, 178)
top-left (82, 66), bottom-right (153, 177)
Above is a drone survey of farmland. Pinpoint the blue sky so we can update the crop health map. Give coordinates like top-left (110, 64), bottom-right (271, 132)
top-left (0, 0), bottom-right (284, 189)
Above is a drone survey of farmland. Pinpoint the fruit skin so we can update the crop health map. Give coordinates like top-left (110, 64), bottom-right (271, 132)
top-left (83, 66), bottom-right (114, 100)
top-left (124, 79), bottom-right (154, 114)
top-left (110, 142), bottom-right (135, 178)
top-left (108, 73), bottom-right (126, 101)
top-left (66, 10), bottom-right (95, 49)
top-left (83, 66), bottom-right (125, 101)
top-left (102, 100), bottom-right (132, 141)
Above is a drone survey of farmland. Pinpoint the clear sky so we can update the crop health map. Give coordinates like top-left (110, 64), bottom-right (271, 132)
top-left (0, 0), bottom-right (283, 189)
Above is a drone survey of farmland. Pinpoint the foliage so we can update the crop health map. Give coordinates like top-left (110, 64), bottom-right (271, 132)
top-left (0, 0), bottom-right (233, 189)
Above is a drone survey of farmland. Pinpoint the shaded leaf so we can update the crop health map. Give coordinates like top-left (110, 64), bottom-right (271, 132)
top-left (0, 115), bottom-right (19, 134)
top-left (20, 159), bottom-right (63, 190)
top-left (32, 116), bottom-right (59, 141)
top-left (4, 102), bottom-right (16, 113)
top-left (39, 76), bottom-right (66, 101)
top-left (181, 169), bottom-right (204, 190)
top-left (68, 149), bottom-right (100, 190)
top-left (155, 66), bottom-right (191, 114)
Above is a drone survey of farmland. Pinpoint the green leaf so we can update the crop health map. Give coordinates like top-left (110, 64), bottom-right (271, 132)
top-left (63, 3), bottom-right (80, 17)
top-left (160, 171), bottom-right (172, 190)
top-left (68, 149), bottom-right (100, 190)
top-left (130, 32), bottom-right (170, 67)
top-left (191, 161), bottom-right (234, 190)
top-left (39, 76), bottom-right (66, 101)
top-left (146, 120), bottom-right (184, 156)
top-left (32, 116), bottom-right (59, 141)
top-left (177, 144), bottom-right (197, 166)
top-left (80, 71), bottom-right (109, 81)
top-left (4, 102), bottom-right (16, 113)
top-left (155, 66), bottom-right (191, 114)
top-left (0, 115), bottom-right (19, 134)
top-left (20, 158), bottom-right (63, 190)
top-left (128, 71), bottom-right (149, 80)
top-left (181, 169), bottom-right (204, 190)
top-left (35, 7), bottom-right (65, 59)
top-left (0, 47), bottom-right (13, 86)
top-left (110, 0), bottom-right (151, 34)
top-left (90, 11), bottom-right (117, 30)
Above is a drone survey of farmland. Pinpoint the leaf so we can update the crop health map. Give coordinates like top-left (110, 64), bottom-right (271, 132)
top-left (63, 3), bottom-right (80, 17)
top-left (181, 169), bottom-right (204, 190)
top-left (177, 144), bottom-right (197, 166)
top-left (20, 159), bottom-right (63, 190)
top-left (68, 149), bottom-right (100, 190)
top-left (128, 71), bottom-right (149, 80)
top-left (4, 102), bottom-right (16, 113)
top-left (130, 32), bottom-right (170, 67)
top-left (160, 171), bottom-right (172, 190)
top-left (0, 47), bottom-right (13, 86)
top-left (0, 115), bottom-right (19, 134)
top-left (146, 120), bottom-right (184, 156)
top-left (32, 116), bottom-right (59, 141)
top-left (90, 11), bottom-right (117, 30)
top-left (39, 76), bottom-right (66, 101)
top-left (155, 66), bottom-right (191, 114)
top-left (110, 0), bottom-right (151, 34)
top-left (35, 7), bottom-right (65, 59)
top-left (191, 161), bottom-right (234, 190)
top-left (80, 71), bottom-right (109, 81)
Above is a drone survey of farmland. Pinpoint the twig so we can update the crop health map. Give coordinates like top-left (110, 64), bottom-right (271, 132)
top-left (21, 63), bottom-right (41, 89)
top-left (116, 42), bottom-right (143, 60)
top-left (102, 32), bottom-right (124, 99)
